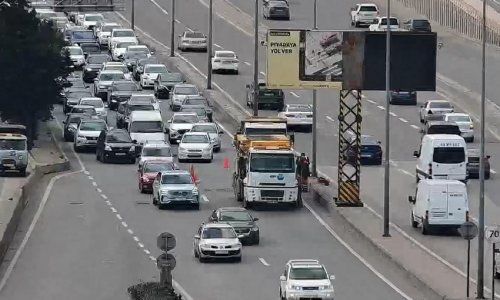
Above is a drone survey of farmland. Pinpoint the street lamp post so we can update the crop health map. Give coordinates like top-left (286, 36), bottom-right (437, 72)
top-left (383, 0), bottom-right (391, 237)
top-left (207, 0), bottom-right (213, 89)
top-left (311, 0), bottom-right (318, 177)
top-left (253, 0), bottom-right (259, 116)
top-left (170, 0), bottom-right (176, 57)
top-left (131, 0), bottom-right (135, 30)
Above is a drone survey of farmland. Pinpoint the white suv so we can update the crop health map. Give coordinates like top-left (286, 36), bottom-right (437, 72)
top-left (279, 259), bottom-right (335, 300)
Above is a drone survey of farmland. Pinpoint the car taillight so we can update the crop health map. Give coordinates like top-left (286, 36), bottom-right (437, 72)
top-left (428, 163), bottom-right (432, 176)
top-left (307, 114), bottom-right (313, 118)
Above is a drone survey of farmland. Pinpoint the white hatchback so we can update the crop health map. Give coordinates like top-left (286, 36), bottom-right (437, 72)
top-left (178, 132), bottom-right (213, 162)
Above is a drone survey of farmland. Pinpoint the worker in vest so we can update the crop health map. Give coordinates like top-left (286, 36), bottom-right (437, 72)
top-left (296, 153), bottom-right (311, 192)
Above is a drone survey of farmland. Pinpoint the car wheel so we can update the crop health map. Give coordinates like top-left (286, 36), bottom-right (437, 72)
top-left (355, 21), bottom-right (360, 27)
top-left (194, 247), bottom-right (199, 258)
top-left (129, 157), bottom-right (136, 164)
top-left (253, 234), bottom-right (260, 245)
top-left (139, 182), bottom-right (144, 193)
top-left (19, 168), bottom-right (27, 177)
top-left (73, 144), bottom-right (80, 153)
top-left (198, 256), bottom-right (206, 263)
top-left (411, 212), bottom-right (418, 228)
top-left (152, 195), bottom-right (158, 205)
top-left (421, 219), bottom-right (429, 235)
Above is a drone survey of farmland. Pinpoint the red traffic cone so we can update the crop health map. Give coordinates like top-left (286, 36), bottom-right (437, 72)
top-left (223, 157), bottom-right (230, 170)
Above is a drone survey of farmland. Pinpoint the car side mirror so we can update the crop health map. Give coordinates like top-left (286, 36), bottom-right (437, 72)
top-left (253, 217), bottom-right (259, 221)
top-left (62, 121), bottom-right (67, 124)
top-left (419, 129), bottom-right (424, 133)
top-left (132, 139), bottom-right (137, 144)
top-left (408, 196), bottom-right (416, 204)
top-left (194, 234), bottom-right (200, 239)
top-left (487, 155), bottom-right (491, 159)
top-left (279, 275), bottom-right (286, 281)
top-left (237, 234), bottom-right (244, 239)
top-left (167, 120), bottom-right (172, 123)
top-left (246, 84), bottom-right (250, 88)
top-left (413, 150), bottom-right (419, 158)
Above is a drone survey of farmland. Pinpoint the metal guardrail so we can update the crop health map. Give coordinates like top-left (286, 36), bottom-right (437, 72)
top-left (52, 0), bottom-right (125, 12)
top-left (398, 0), bottom-right (500, 46)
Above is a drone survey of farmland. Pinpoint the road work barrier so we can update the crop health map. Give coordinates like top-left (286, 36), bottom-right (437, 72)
top-left (398, 0), bottom-right (500, 46)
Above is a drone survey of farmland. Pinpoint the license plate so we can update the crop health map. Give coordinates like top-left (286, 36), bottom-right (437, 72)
top-left (264, 93), bottom-right (274, 96)
top-left (268, 200), bottom-right (278, 203)
top-left (3, 164), bottom-right (14, 167)
top-left (188, 154), bottom-right (201, 157)
top-left (115, 153), bottom-right (126, 156)
top-left (361, 154), bottom-right (371, 158)
top-left (216, 250), bottom-right (228, 254)
top-left (222, 61), bottom-right (232, 64)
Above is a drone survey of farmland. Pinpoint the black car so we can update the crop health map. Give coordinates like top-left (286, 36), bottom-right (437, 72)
top-left (83, 54), bottom-right (111, 83)
top-left (208, 207), bottom-right (260, 245)
top-left (96, 128), bottom-right (137, 163)
top-left (180, 96), bottom-right (213, 121)
top-left (116, 100), bottom-right (155, 129)
top-left (122, 52), bottom-right (148, 71)
top-left (390, 91), bottom-right (417, 105)
top-left (63, 89), bottom-right (93, 113)
top-left (402, 19), bottom-right (432, 32)
top-left (263, 0), bottom-right (290, 20)
top-left (467, 149), bottom-right (491, 179)
top-left (80, 42), bottom-right (101, 55)
top-left (62, 113), bottom-right (91, 141)
top-left (154, 72), bottom-right (184, 99)
top-left (107, 81), bottom-right (141, 110)
top-left (133, 57), bottom-right (160, 81)
top-left (343, 134), bottom-right (382, 165)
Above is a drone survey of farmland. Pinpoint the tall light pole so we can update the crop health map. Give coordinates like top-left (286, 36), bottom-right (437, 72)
top-left (131, 0), bottom-right (135, 30)
top-left (311, 0), bottom-right (318, 177)
top-left (382, 1), bottom-right (391, 237)
top-left (170, 0), bottom-right (176, 57)
top-left (253, 0), bottom-right (259, 116)
top-left (477, 0), bottom-right (487, 296)
top-left (207, 0), bottom-right (213, 89)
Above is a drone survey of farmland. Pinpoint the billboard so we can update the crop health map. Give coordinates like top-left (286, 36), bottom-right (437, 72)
top-left (266, 29), bottom-right (437, 91)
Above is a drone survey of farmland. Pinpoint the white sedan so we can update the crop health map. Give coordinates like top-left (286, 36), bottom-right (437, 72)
top-left (211, 50), bottom-right (239, 74)
top-left (177, 132), bottom-right (213, 162)
top-left (193, 223), bottom-right (243, 262)
top-left (278, 104), bottom-right (313, 131)
top-left (140, 64), bottom-right (169, 88)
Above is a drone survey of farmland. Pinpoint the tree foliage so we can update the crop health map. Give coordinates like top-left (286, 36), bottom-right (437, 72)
top-left (0, 0), bottom-right (72, 142)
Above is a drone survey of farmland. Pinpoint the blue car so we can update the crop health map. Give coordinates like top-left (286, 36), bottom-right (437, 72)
top-left (344, 135), bottom-right (383, 165)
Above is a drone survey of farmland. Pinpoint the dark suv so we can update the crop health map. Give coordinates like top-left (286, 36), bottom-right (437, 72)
top-left (96, 128), bottom-right (137, 163)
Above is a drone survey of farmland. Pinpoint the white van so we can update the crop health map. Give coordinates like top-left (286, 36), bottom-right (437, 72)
top-left (408, 179), bottom-right (469, 235)
top-left (128, 111), bottom-right (166, 146)
top-left (413, 134), bottom-right (467, 182)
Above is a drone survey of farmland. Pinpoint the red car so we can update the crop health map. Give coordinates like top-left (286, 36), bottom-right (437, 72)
top-left (138, 160), bottom-right (177, 193)
top-left (319, 33), bottom-right (340, 48)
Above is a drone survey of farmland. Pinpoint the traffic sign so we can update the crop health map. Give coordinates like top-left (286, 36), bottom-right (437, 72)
top-left (485, 225), bottom-right (500, 244)
top-left (157, 232), bottom-right (176, 252)
top-left (157, 253), bottom-right (176, 270)
top-left (459, 221), bottom-right (479, 240)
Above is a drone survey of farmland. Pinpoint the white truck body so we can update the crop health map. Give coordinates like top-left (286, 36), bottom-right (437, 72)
top-left (369, 16), bottom-right (401, 31)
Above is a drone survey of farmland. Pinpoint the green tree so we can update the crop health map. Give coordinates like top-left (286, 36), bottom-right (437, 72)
top-left (0, 0), bottom-right (72, 146)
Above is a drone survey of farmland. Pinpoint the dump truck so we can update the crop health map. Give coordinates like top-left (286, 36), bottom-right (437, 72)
top-left (232, 135), bottom-right (300, 209)
top-left (233, 117), bottom-right (292, 148)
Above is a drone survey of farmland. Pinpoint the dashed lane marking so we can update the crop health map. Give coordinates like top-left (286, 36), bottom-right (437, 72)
top-left (149, 255), bottom-right (156, 261)
top-left (88, 175), bottom-right (94, 180)
top-left (116, 214), bottom-right (123, 220)
top-left (144, 249), bottom-right (151, 255)
top-left (213, 43), bottom-right (223, 49)
top-left (92, 181), bottom-right (97, 187)
top-left (110, 207), bottom-right (117, 213)
top-left (325, 116), bottom-right (335, 123)
top-left (97, 188), bottom-right (102, 193)
top-left (258, 257), bottom-right (270, 266)
top-left (366, 99), bottom-right (376, 104)
top-left (377, 105), bottom-right (385, 110)
top-left (244, 61), bottom-right (251, 66)
top-left (290, 92), bottom-right (300, 98)
top-left (259, 71), bottom-right (266, 76)
top-left (138, 243), bottom-right (145, 248)
top-left (127, 229), bottom-right (134, 235)
top-left (410, 125), bottom-right (420, 130)
top-left (201, 195), bottom-right (209, 202)
top-left (398, 169), bottom-right (413, 176)
top-left (101, 194), bottom-right (108, 199)
top-left (105, 200), bottom-right (112, 206)
top-left (389, 112), bottom-right (397, 117)
top-left (84, 170), bottom-right (90, 175)
top-left (121, 221), bottom-right (128, 228)
top-left (133, 236), bottom-right (140, 242)
top-left (399, 117), bottom-right (408, 123)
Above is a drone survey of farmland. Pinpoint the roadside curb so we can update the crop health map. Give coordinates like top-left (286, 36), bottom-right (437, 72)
top-left (0, 122), bottom-right (71, 265)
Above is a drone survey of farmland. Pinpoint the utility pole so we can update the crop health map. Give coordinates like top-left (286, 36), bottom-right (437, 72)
top-left (311, 0), bottom-right (318, 177)
top-left (253, 0), bottom-right (259, 116)
top-left (207, 0), bottom-right (213, 89)
top-left (383, 2), bottom-right (391, 237)
top-left (131, 0), bottom-right (135, 30)
top-left (477, 0), bottom-right (487, 296)
top-left (170, 0), bottom-right (176, 57)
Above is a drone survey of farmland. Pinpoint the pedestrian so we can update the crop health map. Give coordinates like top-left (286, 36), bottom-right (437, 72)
top-left (296, 153), bottom-right (311, 192)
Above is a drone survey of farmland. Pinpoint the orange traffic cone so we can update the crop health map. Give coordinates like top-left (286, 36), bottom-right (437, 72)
top-left (190, 164), bottom-right (198, 184)
top-left (223, 157), bottom-right (230, 170)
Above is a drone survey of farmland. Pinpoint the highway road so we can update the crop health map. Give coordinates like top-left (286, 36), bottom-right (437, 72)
top-left (110, 0), bottom-right (500, 291)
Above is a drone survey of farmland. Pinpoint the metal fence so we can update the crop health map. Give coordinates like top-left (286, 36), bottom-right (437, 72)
top-left (398, 0), bottom-right (500, 46)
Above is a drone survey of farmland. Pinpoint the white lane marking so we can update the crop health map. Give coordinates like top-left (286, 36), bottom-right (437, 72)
top-left (84, 170), bottom-right (90, 175)
top-left (88, 175), bottom-right (94, 180)
top-left (410, 125), bottom-right (420, 130)
top-left (97, 188), bottom-right (102, 193)
top-left (258, 257), bottom-right (270, 266)
top-left (201, 195), bottom-right (209, 202)
top-left (213, 43), bottom-right (223, 49)
top-left (366, 99), bottom-right (376, 104)
top-left (492, 169), bottom-right (497, 174)
top-left (304, 202), bottom-right (412, 300)
top-left (175, 19), bottom-right (181, 24)
top-left (138, 242), bottom-right (145, 248)
top-left (398, 169), bottom-right (413, 176)
top-left (133, 236), bottom-right (140, 242)
top-left (377, 105), bottom-right (385, 110)
top-left (116, 214), bottom-right (123, 220)
top-left (389, 112), bottom-right (397, 117)
top-left (389, 160), bottom-right (398, 167)
top-left (186, 26), bottom-right (194, 32)
top-left (92, 181), bottom-right (97, 186)
top-left (290, 92), bottom-right (300, 98)
top-left (259, 71), bottom-right (266, 76)
top-left (325, 116), bottom-right (335, 123)
top-left (244, 61), bottom-right (251, 66)
top-left (149, 0), bottom-right (169, 15)
top-left (121, 221), bottom-right (128, 228)
top-left (127, 229), bottom-right (134, 235)
top-left (149, 255), bottom-right (156, 261)
top-left (0, 170), bottom-right (82, 292)
top-left (105, 200), bottom-right (112, 205)
top-left (144, 249), bottom-right (151, 255)
top-left (110, 207), bottom-right (117, 213)
top-left (101, 194), bottom-right (108, 200)
top-left (399, 117), bottom-right (408, 123)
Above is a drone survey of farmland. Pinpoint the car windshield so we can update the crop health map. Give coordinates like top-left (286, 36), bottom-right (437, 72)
top-left (359, 5), bottom-right (377, 11)
top-left (102, 25), bottom-right (120, 32)
top-left (413, 20), bottom-right (430, 27)
top-left (128, 47), bottom-right (149, 54)
top-left (124, 53), bottom-right (147, 60)
top-left (106, 132), bottom-right (132, 143)
top-left (183, 98), bottom-right (207, 105)
top-left (191, 125), bottom-right (217, 133)
top-left (80, 99), bottom-right (103, 108)
top-left (380, 18), bottom-right (399, 25)
top-left (129, 104), bottom-right (155, 111)
top-left (173, 115), bottom-right (198, 123)
top-left (289, 267), bottom-right (328, 280)
top-left (202, 227), bottom-right (236, 239)
top-left (79, 122), bottom-right (106, 131)
top-left (288, 106), bottom-right (311, 112)
top-left (85, 15), bottom-right (103, 21)
top-left (117, 42), bottom-right (137, 49)
top-left (182, 135), bottom-right (209, 143)
top-left (0, 139), bottom-right (26, 150)
top-left (433, 147), bottom-right (465, 164)
top-left (161, 174), bottom-right (193, 184)
top-left (67, 47), bottom-right (83, 55)
top-left (429, 102), bottom-right (452, 108)
top-left (182, 108), bottom-right (206, 116)
top-left (144, 163), bottom-right (174, 173)
top-left (72, 108), bottom-right (96, 114)
top-left (112, 83), bottom-right (137, 91)
top-left (72, 31), bottom-right (94, 39)
top-left (245, 128), bottom-right (287, 135)
top-left (220, 211), bottom-right (253, 222)
top-left (142, 147), bottom-right (171, 157)
top-left (100, 73), bottom-right (125, 81)
top-left (87, 55), bottom-right (109, 64)
top-left (217, 52), bottom-right (235, 58)
top-left (105, 65), bottom-right (129, 73)
top-left (175, 87), bottom-right (198, 95)
top-left (185, 32), bottom-right (204, 38)
top-left (250, 153), bottom-right (295, 173)
top-left (129, 121), bottom-right (163, 133)
top-left (447, 116), bottom-right (471, 123)
top-left (161, 73), bottom-right (182, 82)
top-left (114, 30), bottom-right (135, 37)
top-left (145, 66), bottom-right (167, 73)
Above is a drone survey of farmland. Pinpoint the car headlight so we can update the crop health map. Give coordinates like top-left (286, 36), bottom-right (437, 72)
top-left (204, 145), bottom-right (212, 151)
top-left (170, 128), bottom-right (178, 133)
top-left (68, 125), bottom-right (76, 131)
top-left (319, 284), bottom-right (332, 290)
top-left (251, 226), bottom-right (259, 231)
top-left (99, 85), bottom-right (106, 89)
top-left (160, 189), bottom-right (170, 195)
top-left (178, 146), bottom-right (186, 152)
top-left (85, 68), bottom-right (92, 72)
top-left (99, 110), bottom-right (107, 116)
top-left (104, 145), bottom-right (112, 151)
top-left (77, 135), bottom-right (86, 140)
top-left (290, 285), bottom-right (301, 291)
top-left (470, 124), bottom-right (474, 129)
top-left (230, 244), bottom-right (240, 248)
top-left (129, 146), bottom-right (135, 152)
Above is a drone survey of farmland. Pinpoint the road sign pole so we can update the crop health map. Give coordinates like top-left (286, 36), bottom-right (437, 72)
top-left (207, 0), bottom-right (213, 89)
top-left (131, 0), bottom-right (135, 30)
top-left (383, 0), bottom-right (392, 237)
top-left (468, 239), bottom-right (471, 298)
top-left (170, 0), bottom-right (176, 57)
top-left (253, 0), bottom-right (259, 116)
top-left (459, 221), bottom-right (480, 299)
top-left (493, 243), bottom-right (496, 300)
top-left (311, 0), bottom-right (318, 178)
